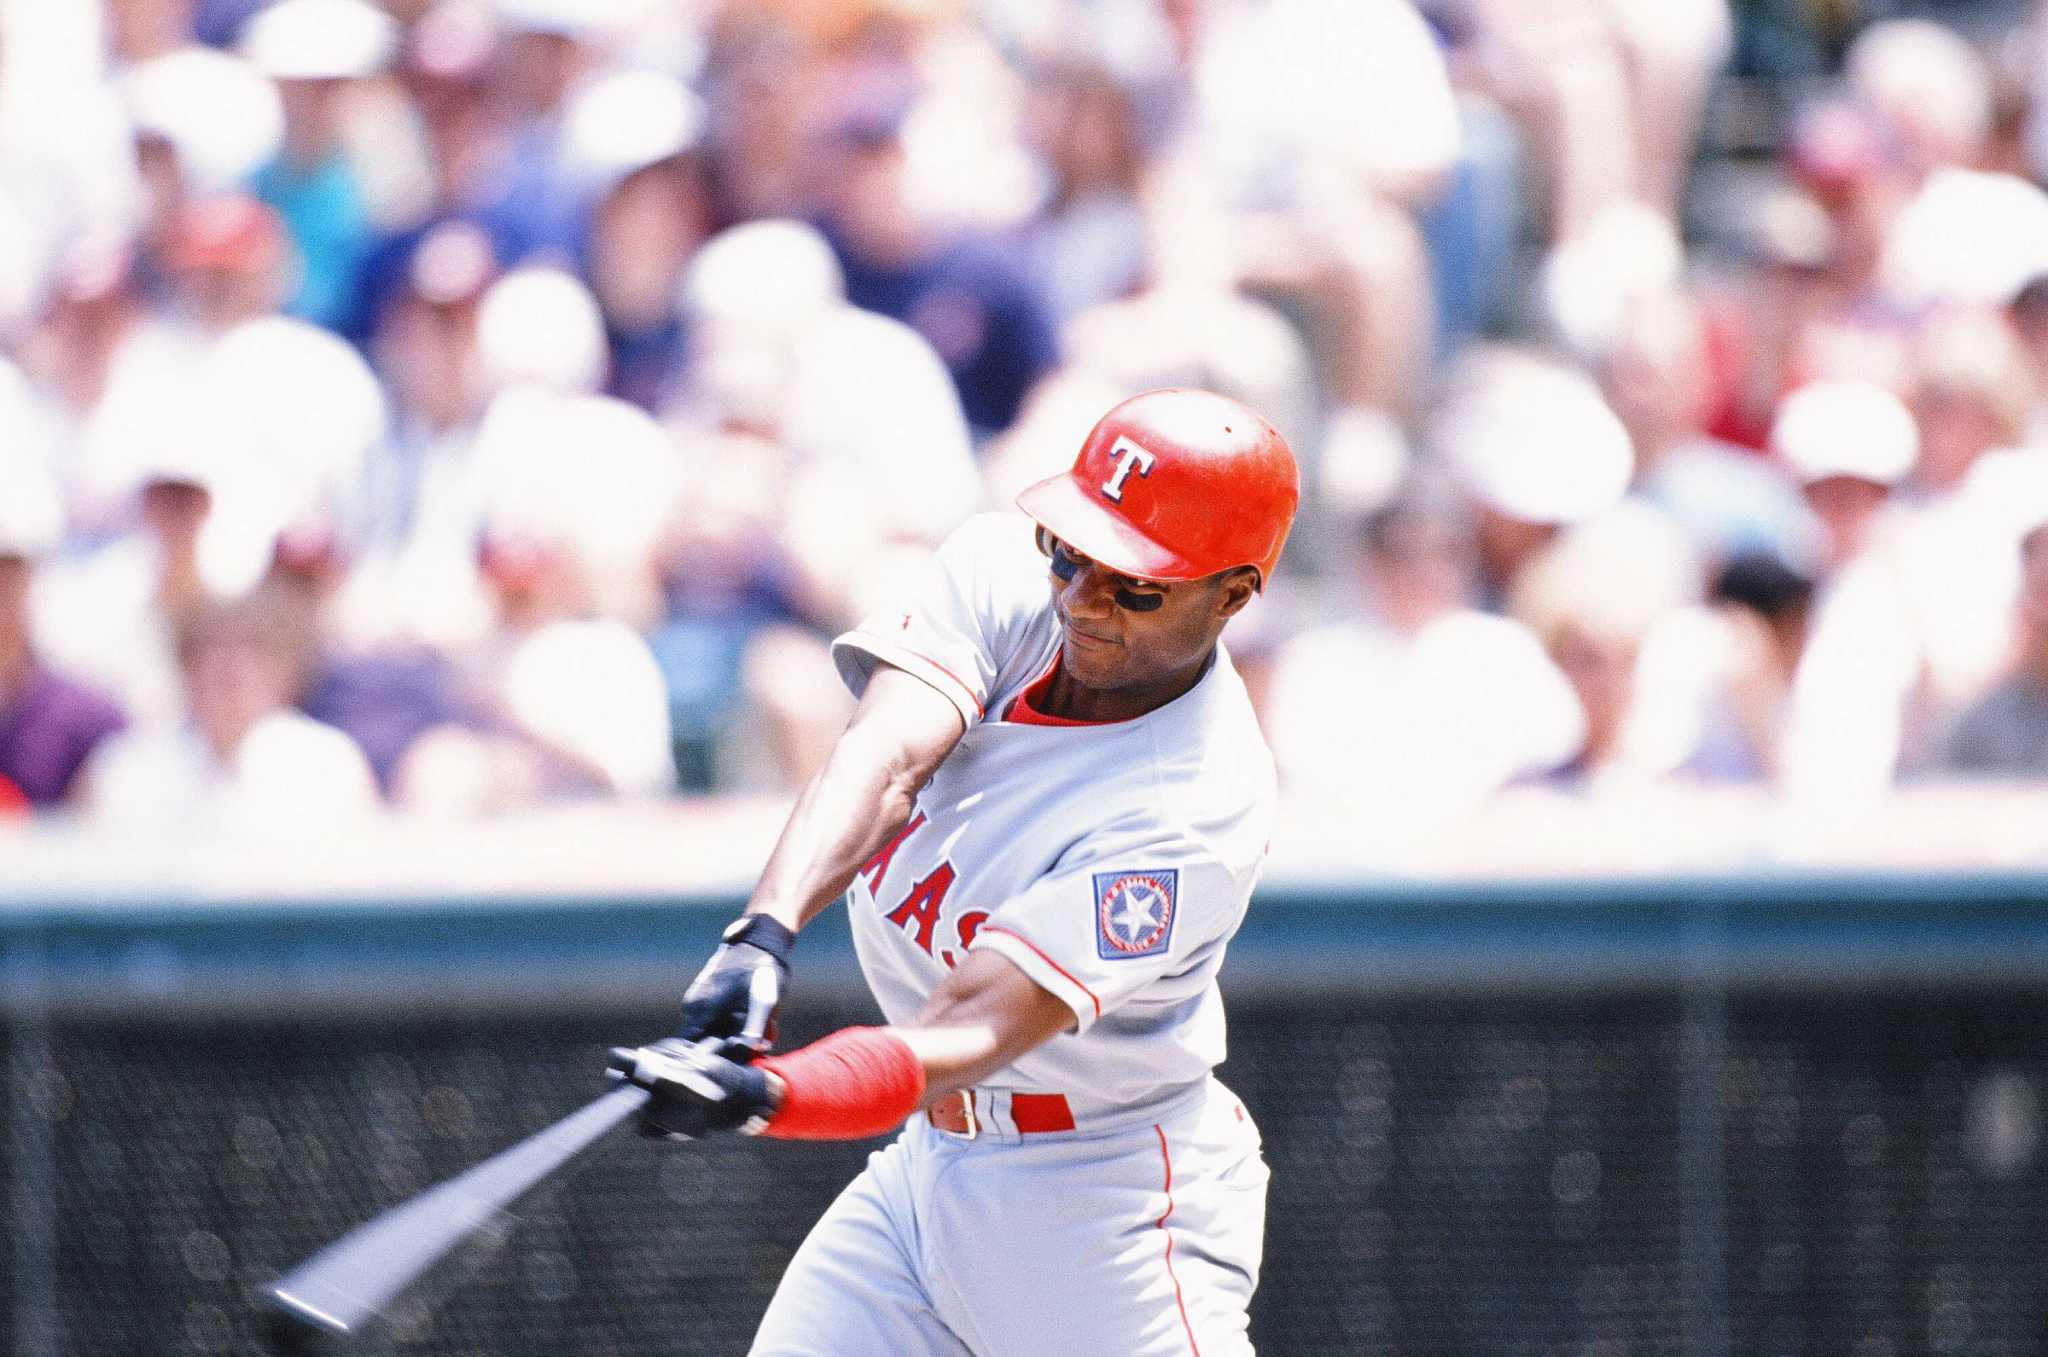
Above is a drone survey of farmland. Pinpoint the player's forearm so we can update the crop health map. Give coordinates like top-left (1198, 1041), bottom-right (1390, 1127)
top-left (895, 949), bottom-right (1078, 1104)
top-left (889, 1024), bottom-right (1025, 1105)
top-left (744, 666), bottom-right (965, 933)
top-left (744, 729), bottom-right (924, 932)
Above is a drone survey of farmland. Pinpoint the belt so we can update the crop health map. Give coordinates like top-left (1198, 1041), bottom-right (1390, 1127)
top-left (925, 1089), bottom-right (1076, 1139)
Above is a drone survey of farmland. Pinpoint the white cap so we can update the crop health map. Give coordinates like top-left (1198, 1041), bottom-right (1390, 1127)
top-left (680, 219), bottom-right (843, 331)
top-left (564, 67), bottom-right (704, 186)
top-left (1770, 379), bottom-right (1920, 485)
top-left (1540, 203), bottom-right (1683, 361)
top-left (121, 48), bottom-right (285, 192)
top-left (477, 267), bottom-right (608, 393)
top-left (241, 0), bottom-right (398, 80)
top-left (81, 340), bottom-right (218, 502)
top-left (471, 387), bottom-right (679, 561)
top-left (1881, 168), bottom-right (2048, 308)
top-left (204, 317), bottom-right (388, 510)
top-left (1435, 347), bottom-right (1633, 525)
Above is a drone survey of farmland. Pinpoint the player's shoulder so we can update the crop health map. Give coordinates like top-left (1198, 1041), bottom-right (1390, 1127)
top-left (1142, 647), bottom-right (1277, 867)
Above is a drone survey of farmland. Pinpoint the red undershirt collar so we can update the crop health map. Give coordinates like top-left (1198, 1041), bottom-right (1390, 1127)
top-left (1004, 656), bottom-right (1128, 727)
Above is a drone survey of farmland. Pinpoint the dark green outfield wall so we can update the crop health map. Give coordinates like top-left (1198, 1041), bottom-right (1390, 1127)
top-left (3, 872), bottom-right (2046, 1355)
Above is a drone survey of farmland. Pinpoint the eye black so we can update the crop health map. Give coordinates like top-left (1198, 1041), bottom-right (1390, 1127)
top-left (1049, 541), bottom-right (1081, 582)
top-left (1113, 588), bottom-right (1164, 612)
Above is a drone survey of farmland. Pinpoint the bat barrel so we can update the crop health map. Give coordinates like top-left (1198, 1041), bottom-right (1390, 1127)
top-left (258, 1084), bottom-right (650, 1350)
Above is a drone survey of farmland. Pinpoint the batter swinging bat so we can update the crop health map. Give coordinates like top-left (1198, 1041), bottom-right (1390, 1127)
top-left (264, 1082), bottom-right (649, 1342)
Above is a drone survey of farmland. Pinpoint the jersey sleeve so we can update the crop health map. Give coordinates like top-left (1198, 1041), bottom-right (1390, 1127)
top-left (969, 839), bottom-right (1254, 1034)
top-left (831, 513), bottom-right (1043, 730)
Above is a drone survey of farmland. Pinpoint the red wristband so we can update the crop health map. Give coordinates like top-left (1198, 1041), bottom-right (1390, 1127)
top-left (756, 1027), bottom-right (928, 1140)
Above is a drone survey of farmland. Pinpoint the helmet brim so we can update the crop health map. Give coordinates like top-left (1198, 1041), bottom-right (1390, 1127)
top-left (1015, 471), bottom-right (1204, 583)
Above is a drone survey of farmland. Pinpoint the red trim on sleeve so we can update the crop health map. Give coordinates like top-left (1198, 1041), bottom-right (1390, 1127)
top-left (890, 642), bottom-right (986, 719)
top-left (978, 924), bottom-right (1102, 1020)
top-left (851, 632), bottom-right (988, 720)
top-left (1154, 1125), bottom-right (1201, 1355)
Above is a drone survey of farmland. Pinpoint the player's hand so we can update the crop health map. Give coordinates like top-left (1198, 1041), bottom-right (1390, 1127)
top-left (677, 915), bottom-right (795, 1060)
top-left (610, 1038), bottom-right (778, 1140)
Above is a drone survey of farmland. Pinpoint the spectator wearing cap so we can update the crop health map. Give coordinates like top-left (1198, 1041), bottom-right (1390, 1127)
top-left (1261, 476), bottom-right (1584, 856)
top-left (1840, 22), bottom-right (2048, 318)
top-left (241, 0), bottom-right (398, 332)
top-left (810, 76), bottom-right (1059, 438)
top-left (1936, 469), bottom-right (2048, 774)
top-left (244, 509), bottom-right (498, 803)
top-left (1431, 344), bottom-right (1633, 609)
top-left (31, 405), bottom-right (224, 730)
top-left (12, 237), bottom-right (194, 537)
top-left (19, 238), bottom-right (143, 431)
top-left (342, 0), bottom-right (511, 345)
top-left (1865, 316), bottom-right (2044, 751)
top-left (1905, 309), bottom-right (2036, 498)
top-left (1507, 501), bottom-right (1708, 789)
top-left (338, 261), bottom-right (606, 653)
top-left (81, 583), bottom-right (380, 826)
top-left (1770, 378), bottom-right (1918, 574)
top-left (0, 454), bottom-right (127, 813)
top-left (355, 223), bottom-right (499, 570)
top-left (1767, 379), bottom-right (1929, 800)
top-left (565, 69), bottom-right (713, 411)
top-left (409, 386), bottom-right (676, 809)
top-left (119, 46), bottom-right (285, 301)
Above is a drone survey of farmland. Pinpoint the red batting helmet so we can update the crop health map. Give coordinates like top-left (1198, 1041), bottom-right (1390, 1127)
top-left (1015, 388), bottom-right (1299, 588)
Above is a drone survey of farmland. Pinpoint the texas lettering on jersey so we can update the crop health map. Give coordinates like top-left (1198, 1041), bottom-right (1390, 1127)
top-left (858, 810), bottom-right (988, 971)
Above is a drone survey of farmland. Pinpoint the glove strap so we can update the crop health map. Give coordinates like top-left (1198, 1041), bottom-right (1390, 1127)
top-left (722, 913), bottom-right (797, 964)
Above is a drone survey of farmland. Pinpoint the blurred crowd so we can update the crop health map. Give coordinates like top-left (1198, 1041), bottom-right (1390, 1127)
top-left (2, 0), bottom-right (2048, 843)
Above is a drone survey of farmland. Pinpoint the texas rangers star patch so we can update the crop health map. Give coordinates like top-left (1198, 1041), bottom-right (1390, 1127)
top-left (1093, 870), bottom-right (1178, 960)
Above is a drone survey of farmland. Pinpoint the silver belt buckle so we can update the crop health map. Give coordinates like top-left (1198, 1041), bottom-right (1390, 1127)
top-left (956, 1089), bottom-right (979, 1140)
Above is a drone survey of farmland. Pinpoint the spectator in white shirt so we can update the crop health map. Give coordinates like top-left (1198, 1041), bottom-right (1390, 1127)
top-left (82, 583), bottom-right (379, 826)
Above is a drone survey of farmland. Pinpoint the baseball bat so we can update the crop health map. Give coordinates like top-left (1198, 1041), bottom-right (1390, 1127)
top-left (264, 1082), bottom-right (650, 1343)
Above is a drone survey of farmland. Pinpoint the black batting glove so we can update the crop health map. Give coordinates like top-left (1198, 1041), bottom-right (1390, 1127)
top-left (610, 1039), bottom-right (777, 1141)
top-left (677, 915), bottom-right (795, 1060)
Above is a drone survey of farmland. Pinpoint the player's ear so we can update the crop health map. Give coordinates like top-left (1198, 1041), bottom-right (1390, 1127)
top-left (1212, 568), bottom-right (1259, 621)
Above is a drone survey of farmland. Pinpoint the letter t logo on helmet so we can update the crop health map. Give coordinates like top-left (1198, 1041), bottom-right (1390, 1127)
top-left (1016, 388), bottom-right (1300, 590)
top-left (1100, 438), bottom-right (1157, 502)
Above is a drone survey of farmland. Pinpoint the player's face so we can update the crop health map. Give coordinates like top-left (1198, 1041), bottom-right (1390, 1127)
top-left (1043, 536), bottom-right (1255, 710)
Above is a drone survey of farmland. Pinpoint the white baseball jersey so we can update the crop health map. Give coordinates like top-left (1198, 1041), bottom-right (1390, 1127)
top-left (830, 511), bottom-right (1276, 1120)
top-left (750, 510), bottom-right (1273, 1357)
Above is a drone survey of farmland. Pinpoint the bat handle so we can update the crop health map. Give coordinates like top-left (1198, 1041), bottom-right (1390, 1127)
top-left (731, 963), bottom-right (781, 1058)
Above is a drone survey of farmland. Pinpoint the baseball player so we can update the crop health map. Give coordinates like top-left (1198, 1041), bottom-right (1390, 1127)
top-left (619, 388), bottom-right (1298, 1355)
